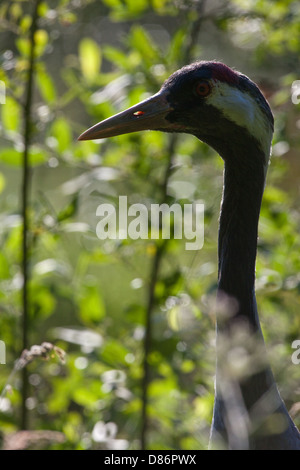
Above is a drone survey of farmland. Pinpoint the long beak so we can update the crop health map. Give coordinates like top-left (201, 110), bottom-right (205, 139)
top-left (78, 90), bottom-right (173, 141)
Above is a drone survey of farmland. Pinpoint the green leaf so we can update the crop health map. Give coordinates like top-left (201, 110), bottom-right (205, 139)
top-left (79, 285), bottom-right (106, 323)
top-left (16, 29), bottom-right (48, 58)
top-left (36, 66), bottom-right (56, 103)
top-left (51, 117), bottom-right (72, 153)
top-left (72, 387), bottom-right (101, 408)
top-left (152, 0), bottom-right (174, 13)
top-left (30, 285), bottom-right (56, 318)
top-left (57, 196), bottom-right (78, 222)
top-left (34, 29), bottom-right (48, 57)
top-left (19, 15), bottom-right (32, 33)
top-left (102, 0), bottom-right (148, 19)
top-left (16, 37), bottom-right (30, 57)
top-left (0, 172), bottom-right (5, 193)
top-left (124, 0), bottom-right (148, 16)
top-left (129, 25), bottom-right (160, 65)
top-left (37, 1), bottom-right (50, 18)
top-left (0, 252), bottom-right (10, 279)
top-left (79, 38), bottom-right (101, 82)
top-left (1, 96), bottom-right (21, 132)
top-left (29, 145), bottom-right (47, 165)
top-left (168, 29), bottom-right (186, 64)
top-left (10, 2), bottom-right (22, 20)
top-left (0, 148), bottom-right (23, 166)
top-left (101, 339), bottom-right (130, 366)
top-left (103, 45), bottom-right (131, 69)
top-left (0, 146), bottom-right (46, 166)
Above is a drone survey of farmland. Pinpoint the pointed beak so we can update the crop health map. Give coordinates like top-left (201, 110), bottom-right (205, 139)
top-left (78, 90), bottom-right (173, 141)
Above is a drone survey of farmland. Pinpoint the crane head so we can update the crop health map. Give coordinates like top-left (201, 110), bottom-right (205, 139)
top-left (78, 61), bottom-right (273, 161)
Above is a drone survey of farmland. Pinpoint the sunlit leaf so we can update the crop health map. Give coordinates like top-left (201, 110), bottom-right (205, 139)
top-left (168, 29), bottom-right (186, 64)
top-left (34, 29), bottom-right (48, 56)
top-left (20, 15), bottom-right (32, 33)
top-left (101, 339), bottom-right (130, 366)
top-left (15, 28), bottom-right (48, 58)
top-left (37, 1), bottom-right (49, 18)
top-left (124, 0), bottom-right (148, 16)
top-left (36, 65), bottom-right (57, 103)
top-left (0, 172), bottom-right (5, 193)
top-left (0, 148), bottom-right (23, 166)
top-left (29, 145), bottom-right (47, 165)
top-left (10, 2), bottom-right (22, 20)
top-left (30, 285), bottom-right (56, 318)
top-left (79, 285), bottom-right (106, 323)
top-left (0, 252), bottom-right (10, 279)
top-left (57, 196), bottom-right (78, 222)
top-left (72, 387), bottom-right (101, 408)
top-left (103, 45), bottom-right (132, 69)
top-left (129, 25), bottom-right (160, 65)
top-left (16, 37), bottom-right (30, 56)
top-left (51, 117), bottom-right (72, 153)
top-left (79, 38), bottom-right (101, 81)
top-left (1, 96), bottom-right (20, 131)
top-left (0, 146), bottom-right (46, 166)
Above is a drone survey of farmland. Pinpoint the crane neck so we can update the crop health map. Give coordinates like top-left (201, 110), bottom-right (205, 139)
top-left (210, 140), bottom-right (300, 449)
top-left (217, 140), bottom-right (267, 331)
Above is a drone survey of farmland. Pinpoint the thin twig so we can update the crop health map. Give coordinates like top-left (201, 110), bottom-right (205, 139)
top-left (21, 0), bottom-right (41, 431)
top-left (181, 0), bottom-right (208, 65)
top-left (141, 137), bottom-right (176, 450)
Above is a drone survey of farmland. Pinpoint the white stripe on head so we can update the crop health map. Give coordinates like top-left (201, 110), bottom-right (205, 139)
top-left (207, 81), bottom-right (273, 166)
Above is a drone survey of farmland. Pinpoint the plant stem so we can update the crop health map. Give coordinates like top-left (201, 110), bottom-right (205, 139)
top-left (141, 136), bottom-right (177, 450)
top-left (20, 0), bottom-right (41, 431)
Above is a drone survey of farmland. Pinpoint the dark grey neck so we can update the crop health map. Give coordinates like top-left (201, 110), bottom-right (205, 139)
top-left (217, 156), bottom-right (264, 329)
top-left (210, 138), bottom-right (300, 449)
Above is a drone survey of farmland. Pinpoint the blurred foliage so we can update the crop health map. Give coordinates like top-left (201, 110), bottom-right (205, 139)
top-left (0, 0), bottom-right (299, 450)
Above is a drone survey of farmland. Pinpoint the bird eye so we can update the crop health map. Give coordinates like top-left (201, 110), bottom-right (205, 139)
top-left (194, 81), bottom-right (211, 97)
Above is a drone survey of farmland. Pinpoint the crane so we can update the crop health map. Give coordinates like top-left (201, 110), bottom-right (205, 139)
top-left (78, 61), bottom-right (300, 449)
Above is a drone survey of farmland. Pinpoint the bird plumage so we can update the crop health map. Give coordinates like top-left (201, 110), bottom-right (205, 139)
top-left (78, 61), bottom-right (300, 449)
